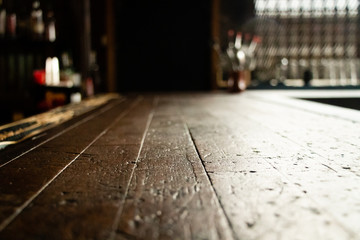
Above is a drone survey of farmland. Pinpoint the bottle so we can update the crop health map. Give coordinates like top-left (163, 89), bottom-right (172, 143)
top-left (0, 0), bottom-right (6, 38)
top-left (45, 10), bottom-right (56, 42)
top-left (234, 31), bottom-right (242, 50)
top-left (61, 52), bottom-right (73, 76)
top-left (30, 1), bottom-right (44, 40)
top-left (60, 51), bottom-right (77, 86)
top-left (247, 35), bottom-right (261, 71)
top-left (17, 4), bottom-right (29, 39)
top-left (235, 32), bottom-right (246, 69)
top-left (248, 36), bottom-right (261, 56)
top-left (86, 51), bottom-right (101, 95)
top-left (45, 57), bottom-right (60, 85)
top-left (45, 57), bottom-right (52, 85)
top-left (226, 31), bottom-right (247, 92)
top-left (6, 14), bottom-right (16, 39)
top-left (6, 1), bottom-right (16, 38)
top-left (225, 29), bottom-right (237, 71)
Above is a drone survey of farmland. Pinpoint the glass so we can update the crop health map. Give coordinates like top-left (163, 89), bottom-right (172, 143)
top-left (252, 0), bottom-right (359, 86)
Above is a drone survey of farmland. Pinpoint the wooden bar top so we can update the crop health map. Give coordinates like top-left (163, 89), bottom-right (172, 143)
top-left (1, 90), bottom-right (360, 240)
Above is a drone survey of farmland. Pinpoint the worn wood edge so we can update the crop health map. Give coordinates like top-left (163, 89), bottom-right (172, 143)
top-left (0, 96), bottom-right (127, 168)
top-left (0, 93), bottom-right (122, 150)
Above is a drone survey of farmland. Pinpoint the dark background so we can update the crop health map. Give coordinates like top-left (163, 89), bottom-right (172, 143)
top-left (115, 0), bottom-right (212, 92)
top-left (113, 0), bottom-right (254, 93)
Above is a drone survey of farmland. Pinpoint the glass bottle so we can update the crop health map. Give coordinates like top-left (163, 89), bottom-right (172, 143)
top-left (17, 4), bottom-right (29, 39)
top-left (6, 1), bottom-right (16, 38)
top-left (30, 1), bottom-right (44, 40)
top-left (0, 0), bottom-right (6, 38)
top-left (45, 10), bottom-right (56, 42)
top-left (227, 31), bottom-right (247, 92)
top-left (90, 51), bottom-right (101, 92)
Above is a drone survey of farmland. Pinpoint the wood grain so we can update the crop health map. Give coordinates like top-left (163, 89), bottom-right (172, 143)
top-left (0, 97), bottom-right (138, 234)
top-left (179, 93), bottom-right (359, 239)
top-left (1, 91), bottom-right (360, 239)
top-left (115, 98), bottom-right (234, 240)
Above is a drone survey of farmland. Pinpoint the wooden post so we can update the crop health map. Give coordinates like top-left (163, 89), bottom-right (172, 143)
top-left (105, 0), bottom-right (117, 92)
top-left (211, 0), bottom-right (221, 90)
top-left (81, 0), bottom-right (92, 81)
top-left (70, 0), bottom-right (92, 84)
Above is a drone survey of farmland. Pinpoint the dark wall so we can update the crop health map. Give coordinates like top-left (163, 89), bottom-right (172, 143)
top-left (220, 0), bottom-right (254, 30)
top-left (115, 0), bottom-right (212, 92)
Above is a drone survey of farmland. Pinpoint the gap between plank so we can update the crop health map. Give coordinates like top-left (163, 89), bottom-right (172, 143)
top-left (108, 96), bottom-right (158, 240)
top-left (184, 123), bottom-right (238, 240)
top-left (0, 99), bottom-right (124, 169)
top-left (0, 96), bottom-right (143, 232)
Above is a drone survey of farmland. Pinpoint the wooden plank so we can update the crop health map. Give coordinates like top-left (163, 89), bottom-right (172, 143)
top-left (218, 92), bottom-right (360, 235)
top-left (114, 97), bottom-right (234, 239)
top-left (0, 94), bottom-right (121, 164)
top-left (1, 92), bottom-right (360, 239)
top-left (235, 93), bottom-right (360, 235)
top-left (178, 93), bottom-right (357, 239)
top-left (0, 96), bottom-right (140, 234)
top-left (246, 92), bottom-right (360, 175)
top-left (0, 94), bottom-right (120, 150)
top-left (0, 95), bottom-right (234, 240)
top-left (0, 95), bottom-right (154, 239)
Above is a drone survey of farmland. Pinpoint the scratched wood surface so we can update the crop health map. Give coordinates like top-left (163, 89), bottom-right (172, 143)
top-left (0, 91), bottom-right (360, 240)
